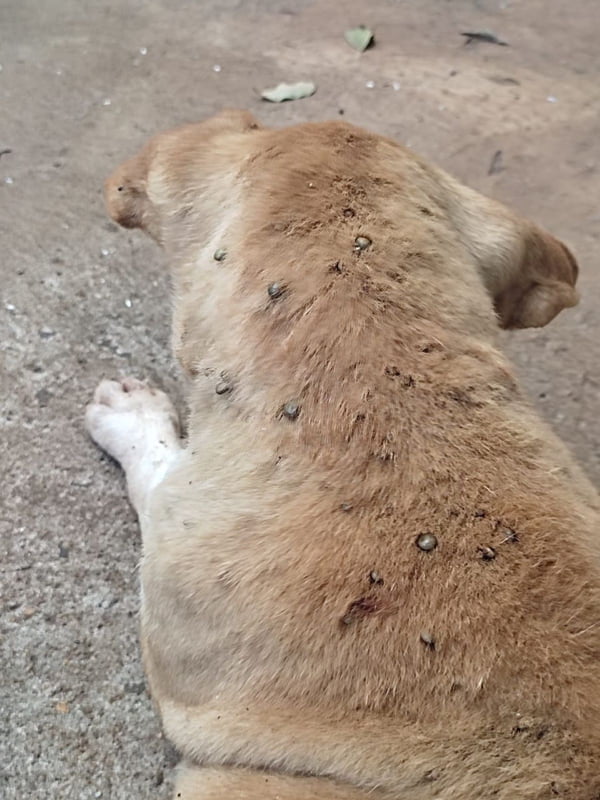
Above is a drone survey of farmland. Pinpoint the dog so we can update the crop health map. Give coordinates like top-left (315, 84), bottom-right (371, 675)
top-left (86, 110), bottom-right (600, 798)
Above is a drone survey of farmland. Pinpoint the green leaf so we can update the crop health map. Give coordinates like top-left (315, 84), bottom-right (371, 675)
top-left (344, 26), bottom-right (374, 52)
top-left (261, 81), bottom-right (316, 103)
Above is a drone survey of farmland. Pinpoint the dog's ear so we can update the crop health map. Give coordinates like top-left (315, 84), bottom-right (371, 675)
top-left (104, 109), bottom-right (263, 244)
top-left (105, 145), bottom-right (159, 236)
top-left (492, 227), bottom-right (579, 329)
top-left (443, 179), bottom-right (579, 329)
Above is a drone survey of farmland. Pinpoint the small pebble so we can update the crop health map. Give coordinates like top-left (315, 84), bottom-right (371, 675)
top-left (35, 388), bottom-right (52, 407)
top-left (353, 236), bottom-right (372, 252)
top-left (39, 327), bottom-right (55, 339)
top-left (392, 81), bottom-right (401, 91)
top-left (124, 298), bottom-right (132, 308)
top-left (267, 282), bottom-right (284, 299)
top-left (340, 502), bottom-right (353, 512)
top-left (416, 532), bottom-right (438, 552)
top-left (365, 80), bottom-right (375, 89)
top-left (5, 302), bottom-right (16, 312)
top-left (420, 631), bottom-right (436, 649)
top-left (139, 47), bottom-right (148, 55)
top-left (71, 476), bottom-right (92, 488)
top-left (478, 545), bottom-right (496, 561)
top-left (4, 176), bottom-right (14, 184)
top-left (547, 95), bottom-right (558, 103)
top-left (369, 570), bottom-right (384, 585)
top-left (282, 400), bottom-right (301, 420)
top-left (212, 64), bottom-right (222, 73)
top-left (123, 681), bottom-right (146, 695)
top-left (102, 98), bottom-right (112, 106)
top-left (213, 248), bottom-right (227, 262)
top-left (100, 248), bottom-right (110, 257)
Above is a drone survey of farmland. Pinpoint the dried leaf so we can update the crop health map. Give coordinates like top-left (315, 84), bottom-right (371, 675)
top-left (488, 150), bottom-right (504, 175)
top-left (487, 75), bottom-right (520, 86)
top-left (261, 81), bottom-right (316, 103)
top-left (344, 26), bottom-right (374, 52)
top-left (461, 30), bottom-right (508, 46)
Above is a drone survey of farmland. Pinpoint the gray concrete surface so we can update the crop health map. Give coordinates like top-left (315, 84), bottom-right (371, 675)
top-left (1, 0), bottom-right (598, 797)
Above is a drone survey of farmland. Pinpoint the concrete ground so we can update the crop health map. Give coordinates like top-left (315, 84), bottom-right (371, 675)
top-left (1, 0), bottom-right (598, 797)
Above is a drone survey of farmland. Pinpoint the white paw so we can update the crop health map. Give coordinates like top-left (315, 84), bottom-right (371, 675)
top-left (85, 378), bottom-right (180, 468)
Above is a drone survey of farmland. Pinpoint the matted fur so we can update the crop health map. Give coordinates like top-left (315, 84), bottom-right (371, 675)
top-left (105, 111), bottom-right (599, 798)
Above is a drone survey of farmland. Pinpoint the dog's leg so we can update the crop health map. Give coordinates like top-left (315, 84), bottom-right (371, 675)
top-left (85, 377), bottom-right (182, 518)
top-left (173, 764), bottom-right (380, 800)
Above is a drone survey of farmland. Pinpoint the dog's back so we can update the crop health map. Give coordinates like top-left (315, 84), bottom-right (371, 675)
top-left (105, 113), bottom-right (600, 798)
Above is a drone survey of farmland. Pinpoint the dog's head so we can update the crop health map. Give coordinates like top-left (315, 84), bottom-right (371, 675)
top-left (105, 111), bottom-right (578, 332)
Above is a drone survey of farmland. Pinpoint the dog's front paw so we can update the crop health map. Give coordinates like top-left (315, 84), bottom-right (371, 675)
top-left (85, 378), bottom-right (180, 467)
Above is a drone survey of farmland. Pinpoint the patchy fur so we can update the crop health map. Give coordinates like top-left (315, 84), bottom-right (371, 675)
top-left (97, 110), bottom-right (599, 798)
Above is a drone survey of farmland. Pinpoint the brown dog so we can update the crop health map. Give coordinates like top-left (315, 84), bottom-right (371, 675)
top-left (86, 110), bottom-right (600, 799)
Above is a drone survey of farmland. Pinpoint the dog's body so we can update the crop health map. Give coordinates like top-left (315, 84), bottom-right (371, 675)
top-left (86, 112), bottom-right (600, 798)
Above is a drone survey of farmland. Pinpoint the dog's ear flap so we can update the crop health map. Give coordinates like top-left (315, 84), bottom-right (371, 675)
top-left (493, 228), bottom-right (579, 329)
top-left (443, 179), bottom-right (579, 329)
top-left (105, 144), bottom-right (161, 238)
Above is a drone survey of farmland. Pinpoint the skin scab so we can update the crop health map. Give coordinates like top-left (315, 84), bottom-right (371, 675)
top-left (341, 596), bottom-right (379, 626)
top-left (385, 367), bottom-right (415, 387)
top-left (419, 341), bottom-right (444, 353)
